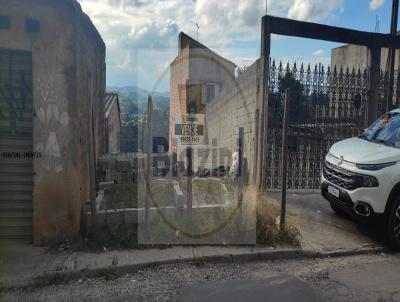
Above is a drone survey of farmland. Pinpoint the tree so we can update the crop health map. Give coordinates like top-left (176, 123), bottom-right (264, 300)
top-left (269, 72), bottom-right (311, 124)
top-left (120, 123), bottom-right (139, 152)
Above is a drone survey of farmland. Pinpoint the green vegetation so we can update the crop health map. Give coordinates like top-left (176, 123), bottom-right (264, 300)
top-left (102, 184), bottom-right (138, 210)
top-left (78, 224), bottom-right (140, 251)
top-left (256, 194), bottom-right (300, 247)
top-left (77, 182), bottom-right (299, 251)
top-left (109, 86), bottom-right (170, 153)
top-left (269, 72), bottom-right (328, 125)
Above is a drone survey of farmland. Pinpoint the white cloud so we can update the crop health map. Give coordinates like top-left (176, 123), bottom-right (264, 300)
top-left (78, 0), bottom-right (345, 88)
top-left (313, 49), bottom-right (324, 56)
top-left (288, 0), bottom-right (344, 22)
top-left (369, 0), bottom-right (385, 11)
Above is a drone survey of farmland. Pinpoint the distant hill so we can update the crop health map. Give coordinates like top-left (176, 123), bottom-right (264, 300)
top-left (107, 86), bottom-right (169, 118)
top-left (108, 86), bottom-right (170, 152)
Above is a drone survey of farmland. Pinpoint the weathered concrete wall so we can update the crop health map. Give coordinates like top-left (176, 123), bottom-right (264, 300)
top-left (193, 58), bottom-right (263, 181)
top-left (106, 101), bottom-right (121, 153)
top-left (0, 0), bottom-right (105, 244)
top-left (169, 46), bottom-right (190, 154)
top-left (188, 48), bottom-right (236, 90)
top-left (331, 44), bottom-right (400, 71)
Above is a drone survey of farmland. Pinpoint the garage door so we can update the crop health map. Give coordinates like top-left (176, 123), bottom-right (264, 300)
top-left (0, 49), bottom-right (33, 243)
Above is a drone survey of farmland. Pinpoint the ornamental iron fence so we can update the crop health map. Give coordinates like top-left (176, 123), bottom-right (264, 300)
top-left (265, 60), bottom-right (399, 190)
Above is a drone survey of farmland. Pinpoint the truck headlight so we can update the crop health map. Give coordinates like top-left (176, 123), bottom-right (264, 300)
top-left (356, 162), bottom-right (397, 171)
top-left (355, 175), bottom-right (379, 187)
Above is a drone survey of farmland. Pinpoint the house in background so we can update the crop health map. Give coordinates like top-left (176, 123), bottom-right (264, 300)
top-left (0, 0), bottom-right (105, 245)
top-left (331, 43), bottom-right (400, 110)
top-left (169, 32), bottom-right (236, 156)
top-left (168, 32), bottom-right (263, 180)
top-left (104, 92), bottom-right (121, 154)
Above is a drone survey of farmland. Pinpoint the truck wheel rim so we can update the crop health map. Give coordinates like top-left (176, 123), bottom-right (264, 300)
top-left (395, 205), bottom-right (400, 240)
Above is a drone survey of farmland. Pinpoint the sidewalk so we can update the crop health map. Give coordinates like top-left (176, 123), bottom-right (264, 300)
top-left (0, 242), bottom-right (384, 290)
top-left (267, 192), bottom-right (385, 251)
top-left (0, 193), bottom-right (388, 290)
top-left (0, 244), bottom-right (277, 289)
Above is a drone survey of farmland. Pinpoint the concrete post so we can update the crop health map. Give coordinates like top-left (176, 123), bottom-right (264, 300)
top-left (145, 96), bottom-right (153, 238)
top-left (186, 146), bottom-right (193, 217)
top-left (257, 16), bottom-right (271, 192)
top-left (238, 127), bottom-right (244, 208)
top-left (386, 0), bottom-right (399, 111)
top-left (253, 109), bottom-right (259, 185)
top-left (89, 106), bottom-right (97, 236)
top-left (280, 89), bottom-right (290, 231)
top-left (367, 46), bottom-right (381, 127)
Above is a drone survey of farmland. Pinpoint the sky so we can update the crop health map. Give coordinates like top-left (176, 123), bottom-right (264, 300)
top-left (78, 0), bottom-right (396, 91)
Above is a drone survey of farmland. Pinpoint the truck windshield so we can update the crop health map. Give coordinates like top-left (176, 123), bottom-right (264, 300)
top-left (359, 112), bottom-right (400, 149)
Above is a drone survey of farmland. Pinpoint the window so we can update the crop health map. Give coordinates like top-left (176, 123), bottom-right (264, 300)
top-left (0, 16), bottom-right (11, 30)
top-left (26, 18), bottom-right (40, 33)
top-left (206, 83), bottom-right (217, 103)
top-left (359, 112), bottom-right (400, 148)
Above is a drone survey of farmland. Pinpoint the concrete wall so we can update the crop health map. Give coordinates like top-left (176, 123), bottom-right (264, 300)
top-left (193, 58), bottom-right (263, 182)
top-left (106, 101), bottom-right (121, 153)
top-left (188, 48), bottom-right (236, 91)
top-left (332, 44), bottom-right (400, 71)
top-left (0, 0), bottom-right (105, 244)
top-left (169, 46), bottom-right (189, 154)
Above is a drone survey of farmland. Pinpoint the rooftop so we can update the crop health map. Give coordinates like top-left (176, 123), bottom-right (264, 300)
top-left (173, 31), bottom-right (236, 68)
top-left (105, 92), bottom-right (120, 119)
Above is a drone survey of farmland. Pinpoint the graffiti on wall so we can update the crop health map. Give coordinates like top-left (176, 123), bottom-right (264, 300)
top-left (36, 77), bottom-right (70, 173)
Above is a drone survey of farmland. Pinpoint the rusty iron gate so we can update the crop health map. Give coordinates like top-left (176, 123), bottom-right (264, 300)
top-left (265, 60), bottom-right (395, 190)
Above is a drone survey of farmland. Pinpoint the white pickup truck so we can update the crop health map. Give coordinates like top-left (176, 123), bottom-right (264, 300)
top-left (321, 109), bottom-right (400, 250)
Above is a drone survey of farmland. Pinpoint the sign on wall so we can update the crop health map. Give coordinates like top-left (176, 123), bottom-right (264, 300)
top-left (175, 113), bottom-right (204, 146)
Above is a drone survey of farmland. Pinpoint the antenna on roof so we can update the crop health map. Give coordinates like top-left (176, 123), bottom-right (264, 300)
top-left (375, 14), bottom-right (380, 32)
top-left (266, 0), bottom-right (268, 15)
top-left (195, 23), bottom-right (199, 40)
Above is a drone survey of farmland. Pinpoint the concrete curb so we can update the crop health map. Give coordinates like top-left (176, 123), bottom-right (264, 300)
top-left (0, 246), bottom-right (387, 291)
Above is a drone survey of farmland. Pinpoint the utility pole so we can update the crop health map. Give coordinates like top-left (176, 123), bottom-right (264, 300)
top-left (386, 0), bottom-right (399, 111)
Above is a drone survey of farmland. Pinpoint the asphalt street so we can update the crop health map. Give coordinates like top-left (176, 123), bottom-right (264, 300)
top-left (1, 253), bottom-right (400, 301)
top-left (1, 192), bottom-right (396, 302)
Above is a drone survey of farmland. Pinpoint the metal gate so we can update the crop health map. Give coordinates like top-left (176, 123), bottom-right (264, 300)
top-left (0, 49), bottom-right (33, 242)
top-left (258, 15), bottom-right (400, 191)
top-left (265, 60), bottom-right (392, 190)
